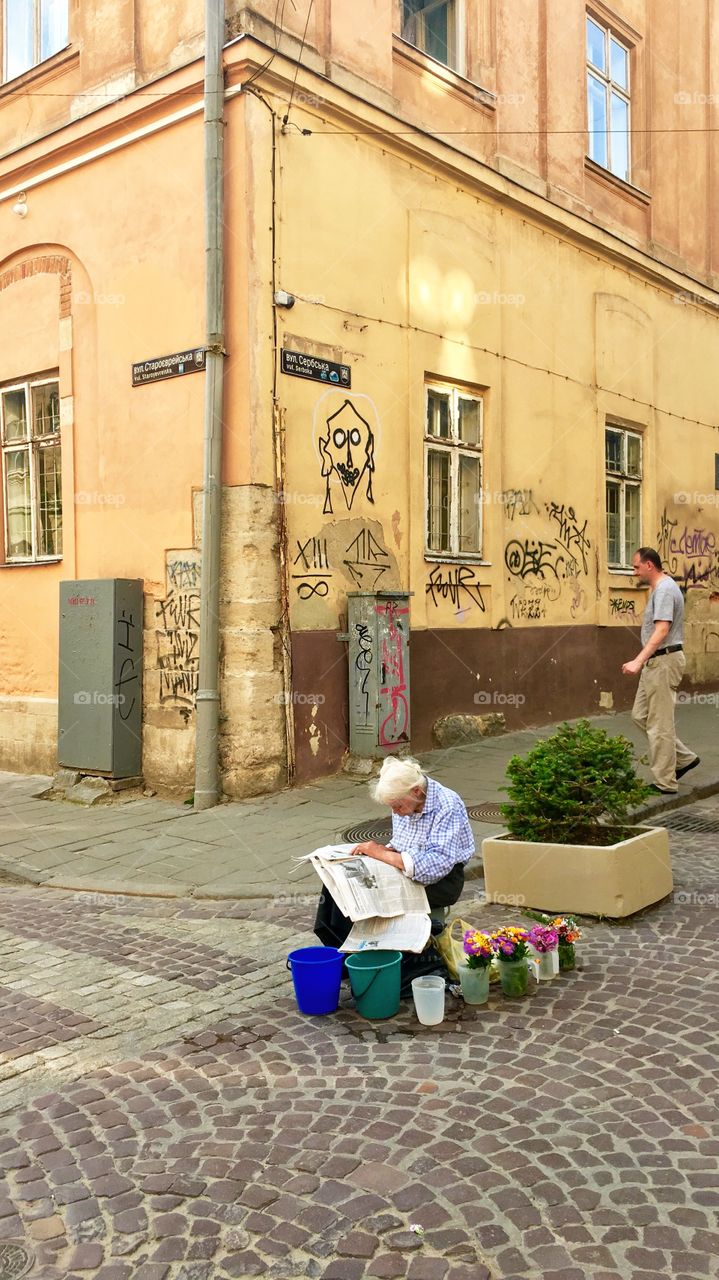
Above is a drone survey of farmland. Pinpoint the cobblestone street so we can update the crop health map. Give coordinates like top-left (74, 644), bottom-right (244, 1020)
top-left (0, 801), bottom-right (718, 1280)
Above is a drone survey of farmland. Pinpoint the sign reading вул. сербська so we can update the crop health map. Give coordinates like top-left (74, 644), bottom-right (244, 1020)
top-left (281, 349), bottom-right (351, 387)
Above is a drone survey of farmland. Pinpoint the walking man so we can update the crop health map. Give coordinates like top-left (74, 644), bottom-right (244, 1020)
top-left (621, 546), bottom-right (700, 794)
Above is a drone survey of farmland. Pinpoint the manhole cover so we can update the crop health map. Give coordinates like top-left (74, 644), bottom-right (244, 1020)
top-left (658, 812), bottom-right (719, 834)
top-left (341, 819), bottom-right (393, 843)
top-left (467, 803), bottom-right (505, 822)
top-left (0, 1244), bottom-right (34, 1280)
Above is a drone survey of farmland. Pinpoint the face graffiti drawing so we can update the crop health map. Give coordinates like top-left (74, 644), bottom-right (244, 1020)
top-left (319, 399), bottom-right (375, 514)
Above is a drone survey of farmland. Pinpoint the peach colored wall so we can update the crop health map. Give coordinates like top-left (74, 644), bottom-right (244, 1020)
top-left (0, 115), bottom-right (205, 700)
top-left (2, 3), bottom-right (717, 285)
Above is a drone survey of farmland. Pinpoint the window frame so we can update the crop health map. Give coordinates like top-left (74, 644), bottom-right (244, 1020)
top-left (0, 373), bottom-right (62, 564)
top-left (586, 13), bottom-right (631, 182)
top-left (424, 381), bottom-right (484, 562)
top-left (2, 0), bottom-right (69, 85)
top-left (605, 423), bottom-right (642, 572)
top-left (398, 0), bottom-right (464, 75)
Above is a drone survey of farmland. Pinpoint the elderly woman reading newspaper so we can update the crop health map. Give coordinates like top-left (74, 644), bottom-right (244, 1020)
top-left (314, 756), bottom-right (474, 951)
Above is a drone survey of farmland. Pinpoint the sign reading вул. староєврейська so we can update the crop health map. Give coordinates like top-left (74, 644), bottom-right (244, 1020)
top-left (132, 348), bottom-right (206, 386)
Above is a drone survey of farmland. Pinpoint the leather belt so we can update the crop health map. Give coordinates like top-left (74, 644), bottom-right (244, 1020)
top-left (654, 644), bottom-right (683, 656)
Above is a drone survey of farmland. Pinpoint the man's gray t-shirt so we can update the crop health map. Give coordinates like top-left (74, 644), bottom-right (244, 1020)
top-left (641, 576), bottom-right (684, 647)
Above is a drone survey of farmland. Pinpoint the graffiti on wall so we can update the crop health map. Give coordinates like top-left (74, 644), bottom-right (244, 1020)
top-left (504, 496), bottom-right (593, 620)
top-left (319, 400), bottom-right (375, 514)
top-left (503, 488), bottom-right (539, 520)
top-left (426, 564), bottom-right (486, 614)
top-left (155, 552), bottom-right (201, 713)
top-left (657, 509), bottom-right (719, 589)
top-left (291, 521), bottom-right (398, 600)
top-left (509, 582), bottom-right (560, 621)
top-left (545, 502), bottom-right (591, 575)
top-left (293, 536), bottom-right (332, 599)
top-left (610, 596), bottom-right (637, 617)
top-left (344, 529), bottom-right (391, 589)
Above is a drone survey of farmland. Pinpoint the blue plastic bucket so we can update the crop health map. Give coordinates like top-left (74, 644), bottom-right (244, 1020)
top-left (345, 949), bottom-right (402, 1019)
top-left (286, 946), bottom-right (344, 1016)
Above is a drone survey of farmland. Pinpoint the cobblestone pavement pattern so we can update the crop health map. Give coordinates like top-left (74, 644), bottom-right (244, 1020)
top-left (0, 802), bottom-right (718, 1280)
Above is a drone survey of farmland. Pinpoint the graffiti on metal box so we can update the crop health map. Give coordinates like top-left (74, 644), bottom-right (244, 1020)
top-left (376, 599), bottom-right (409, 746)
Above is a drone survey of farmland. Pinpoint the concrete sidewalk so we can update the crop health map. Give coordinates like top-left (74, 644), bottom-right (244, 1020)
top-left (0, 704), bottom-right (716, 899)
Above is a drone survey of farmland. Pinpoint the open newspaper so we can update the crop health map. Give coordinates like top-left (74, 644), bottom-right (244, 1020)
top-left (297, 844), bottom-right (431, 953)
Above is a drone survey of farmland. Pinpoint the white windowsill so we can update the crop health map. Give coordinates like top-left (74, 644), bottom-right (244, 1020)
top-left (1, 558), bottom-right (62, 568)
top-left (392, 35), bottom-right (495, 110)
top-left (425, 554), bottom-right (491, 566)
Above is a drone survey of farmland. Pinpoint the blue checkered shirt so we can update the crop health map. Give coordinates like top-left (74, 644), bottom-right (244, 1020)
top-left (388, 777), bottom-right (475, 885)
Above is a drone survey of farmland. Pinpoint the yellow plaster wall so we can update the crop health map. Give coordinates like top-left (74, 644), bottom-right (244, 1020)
top-left (272, 121), bottom-right (719, 651)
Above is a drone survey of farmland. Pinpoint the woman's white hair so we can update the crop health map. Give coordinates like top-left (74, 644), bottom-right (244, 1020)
top-left (371, 756), bottom-right (427, 805)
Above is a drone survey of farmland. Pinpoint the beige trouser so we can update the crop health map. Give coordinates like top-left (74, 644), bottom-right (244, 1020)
top-left (631, 650), bottom-right (696, 790)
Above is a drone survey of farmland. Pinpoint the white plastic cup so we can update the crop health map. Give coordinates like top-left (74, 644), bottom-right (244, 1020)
top-left (412, 975), bottom-right (445, 1025)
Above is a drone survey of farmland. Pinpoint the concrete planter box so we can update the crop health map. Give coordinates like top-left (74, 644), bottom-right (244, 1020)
top-left (482, 825), bottom-right (673, 918)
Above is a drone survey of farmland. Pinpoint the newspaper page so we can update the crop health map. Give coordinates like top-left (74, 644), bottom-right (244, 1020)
top-left (340, 913), bottom-right (431, 954)
top-left (301, 845), bottom-right (429, 921)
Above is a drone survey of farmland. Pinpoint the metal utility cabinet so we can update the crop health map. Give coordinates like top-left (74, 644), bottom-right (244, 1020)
top-left (346, 591), bottom-right (411, 757)
top-left (58, 579), bottom-right (143, 777)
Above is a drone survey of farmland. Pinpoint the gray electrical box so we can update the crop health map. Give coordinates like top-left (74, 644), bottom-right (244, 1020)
top-left (346, 591), bottom-right (411, 757)
top-left (58, 579), bottom-right (143, 777)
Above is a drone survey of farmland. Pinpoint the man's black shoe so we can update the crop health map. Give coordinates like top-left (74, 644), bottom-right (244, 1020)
top-left (676, 757), bottom-right (701, 780)
top-left (648, 784), bottom-right (678, 795)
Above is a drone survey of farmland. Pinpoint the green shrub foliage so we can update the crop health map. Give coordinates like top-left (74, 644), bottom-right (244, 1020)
top-left (501, 719), bottom-right (650, 846)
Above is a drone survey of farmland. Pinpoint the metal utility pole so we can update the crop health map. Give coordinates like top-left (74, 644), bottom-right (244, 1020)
top-left (194, 0), bottom-right (225, 810)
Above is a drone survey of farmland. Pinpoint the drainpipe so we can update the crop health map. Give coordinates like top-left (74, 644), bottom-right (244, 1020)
top-left (194, 0), bottom-right (225, 810)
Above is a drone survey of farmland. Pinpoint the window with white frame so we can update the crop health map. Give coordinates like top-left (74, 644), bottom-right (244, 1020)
top-left (2, 0), bottom-right (68, 83)
top-left (400, 0), bottom-right (459, 71)
top-left (605, 424), bottom-right (641, 569)
top-left (1, 375), bottom-right (62, 562)
top-left (586, 14), bottom-right (630, 181)
top-left (425, 382), bottom-right (482, 558)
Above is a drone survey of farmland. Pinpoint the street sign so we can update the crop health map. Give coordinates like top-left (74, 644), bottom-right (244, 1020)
top-left (132, 347), bottom-right (206, 386)
top-left (281, 348), bottom-right (351, 387)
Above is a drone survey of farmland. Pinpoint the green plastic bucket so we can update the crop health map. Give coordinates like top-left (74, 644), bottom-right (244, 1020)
top-left (345, 949), bottom-right (402, 1020)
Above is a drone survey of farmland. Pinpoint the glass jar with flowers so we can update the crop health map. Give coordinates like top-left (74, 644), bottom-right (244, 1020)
top-left (527, 924), bottom-right (559, 980)
top-left (551, 917), bottom-right (581, 970)
top-left (491, 926), bottom-right (531, 997)
top-left (460, 930), bottom-right (493, 1005)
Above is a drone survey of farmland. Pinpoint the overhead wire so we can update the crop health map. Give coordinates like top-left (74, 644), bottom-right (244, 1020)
top-left (281, 0), bottom-right (314, 127)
